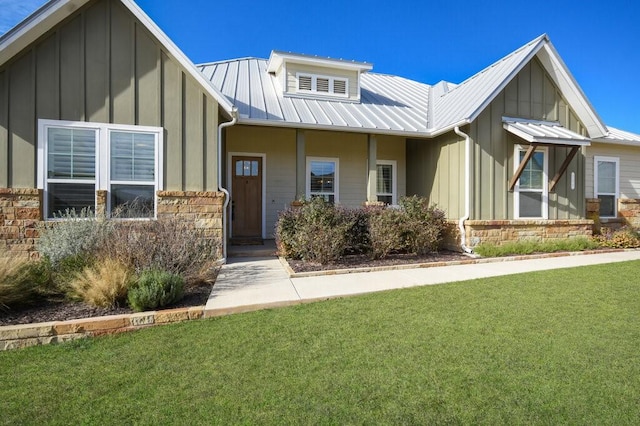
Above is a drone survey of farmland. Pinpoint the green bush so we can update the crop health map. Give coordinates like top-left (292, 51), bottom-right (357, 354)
top-left (399, 196), bottom-right (447, 255)
top-left (368, 208), bottom-right (405, 259)
top-left (127, 269), bottom-right (184, 312)
top-left (275, 207), bottom-right (300, 258)
top-left (473, 236), bottom-right (601, 257)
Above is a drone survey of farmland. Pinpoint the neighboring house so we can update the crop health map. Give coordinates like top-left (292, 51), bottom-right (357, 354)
top-left (1, 0), bottom-right (639, 258)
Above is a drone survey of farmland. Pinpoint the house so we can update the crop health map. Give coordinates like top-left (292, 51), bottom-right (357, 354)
top-left (1, 0), bottom-right (639, 259)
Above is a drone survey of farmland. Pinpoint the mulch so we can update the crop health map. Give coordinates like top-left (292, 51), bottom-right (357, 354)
top-left (286, 250), bottom-right (470, 273)
top-left (2, 251), bottom-right (469, 327)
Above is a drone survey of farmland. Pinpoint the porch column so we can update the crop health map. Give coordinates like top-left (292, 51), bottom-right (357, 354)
top-left (296, 130), bottom-right (306, 200)
top-left (367, 134), bottom-right (377, 202)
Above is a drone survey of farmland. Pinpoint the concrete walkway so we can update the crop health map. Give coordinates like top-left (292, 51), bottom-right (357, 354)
top-left (204, 250), bottom-right (640, 317)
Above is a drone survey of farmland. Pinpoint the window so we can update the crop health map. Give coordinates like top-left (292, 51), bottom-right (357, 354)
top-left (376, 160), bottom-right (397, 205)
top-left (296, 73), bottom-right (348, 97)
top-left (38, 120), bottom-right (163, 219)
top-left (594, 156), bottom-right (619, 218)
top-left (514, 146), bottom-right (548, 219)
top-left (307, 157), bottom-right (338, 203)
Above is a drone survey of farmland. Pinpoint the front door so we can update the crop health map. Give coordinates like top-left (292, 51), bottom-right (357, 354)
top-left (231, 156), bottom-right (262, 238)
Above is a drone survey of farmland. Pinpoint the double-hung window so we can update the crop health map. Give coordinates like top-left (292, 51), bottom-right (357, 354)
top-left (38, 120), bottom-right (163, 219)
top-left (376, 160), bottom-right (397, 205)
top-left (514, 146), bottom-right (548, 219)
top-left (594, 156), bottom-right (619, 218)
top-left (307, 157), bottom-right (338, 203)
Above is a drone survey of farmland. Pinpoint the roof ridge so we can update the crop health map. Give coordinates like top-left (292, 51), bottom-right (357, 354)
top-left (197, 57), bottom-right (267, 67)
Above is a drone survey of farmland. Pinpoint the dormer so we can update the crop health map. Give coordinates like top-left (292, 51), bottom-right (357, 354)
top-left (266, 50), bottom-right (372, 102)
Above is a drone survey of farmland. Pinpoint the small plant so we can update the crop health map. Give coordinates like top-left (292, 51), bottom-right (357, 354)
top-left (69, 258), bottom-right (133, 308)
top-left (593, 227), bottom-right (640, 248)
top-left (0, 251), bottom-right (43, 310)
top-left (473, 236), bottom-right (601, 257)
top-left (127, 269), bottom-right (184, 312)
top-left (37, 208), bottom-right (111, 267)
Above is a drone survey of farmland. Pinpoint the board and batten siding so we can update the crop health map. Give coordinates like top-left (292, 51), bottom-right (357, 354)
top-left (406, 131), bottom-right (465, 219)
top-left (225, 125), bottom-right (297, 237)
top-left (0, 0), bottom-right (220, 191)
top-left (284, 63), bottom-right (359, 100)
top-left (586, 142), bottom-right (640, 199)
top-left (469, 57), bottom-right (586, 221)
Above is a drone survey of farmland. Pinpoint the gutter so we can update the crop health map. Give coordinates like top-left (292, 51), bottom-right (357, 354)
top-left (217, 107), bottom-right (238, 264)
top-left (454, 126), bottom-right (473, 254)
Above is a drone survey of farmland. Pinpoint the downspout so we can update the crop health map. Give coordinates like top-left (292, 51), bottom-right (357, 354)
top-left (454, 126), bottom-right (473, 254)
top-left (217, 107), bottom-right (238, 264)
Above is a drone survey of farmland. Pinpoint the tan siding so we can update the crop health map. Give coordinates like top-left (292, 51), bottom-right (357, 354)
top-left (226, 125), bottom-right (297, 236)
top-left (406, 132), bottom-right (464, 219)
top-left (376, 135), bottom-right (406, 199)
top-left (135, 26), bottom-right (160, 126)
top-left (9, 52), bottom-right (36, 187)
top-left (306, 130), bottom-right (368, 208)
top-left (586, 143), bottom-right (640, 199)
top-left (110, 1), bottom-right (134, 125)
top-left (84, 0), bottom-right (109, 123)
top-left (59, 15), bottom-right (84, 121)
top-left (0, 70), bottom-right (7, 187)
top-left (204, 97), bottom-right (218, 191)
top-left (162, 53), bottom-right (183, 190)
top-left (183, 77), bottom-right (204, 190)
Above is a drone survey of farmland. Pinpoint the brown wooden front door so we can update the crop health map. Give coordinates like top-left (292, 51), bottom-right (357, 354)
top-left (231, 156), bottom-right (262, 238)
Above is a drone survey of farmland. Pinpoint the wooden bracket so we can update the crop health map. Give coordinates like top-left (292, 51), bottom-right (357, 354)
top-left (549, 146), bottom-right (579, 192)
top-left (509, 144), bottom-right (538, 191)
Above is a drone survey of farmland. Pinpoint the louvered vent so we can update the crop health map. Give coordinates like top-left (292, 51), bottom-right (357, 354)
top-left (316, 78), bottom-right (330, 92)
top-left (298, 75), bottom-right (312, 91)
top-left (333, 79), bottom-right (347, 95)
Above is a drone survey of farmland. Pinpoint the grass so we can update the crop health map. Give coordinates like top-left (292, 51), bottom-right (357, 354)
top-left (2, 261), bottom-right (640, 424)
top-left (473, 236), bottom-right (601, 257)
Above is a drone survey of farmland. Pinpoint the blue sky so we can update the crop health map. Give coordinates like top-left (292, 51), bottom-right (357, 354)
top-left (2, 0), bottom-right (640, 133)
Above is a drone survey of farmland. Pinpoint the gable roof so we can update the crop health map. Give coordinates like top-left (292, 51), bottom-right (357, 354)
top-left (0, 0), bottom-right (235, 116)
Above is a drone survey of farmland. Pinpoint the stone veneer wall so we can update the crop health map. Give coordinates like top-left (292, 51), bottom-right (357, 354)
top-left (464, 219), bottom-right (593, 247)
top-left (156, 191), bottom-right (225, 253)
top-left (617, 199), bottom-right (640, 228)
top-left (0, 188), bottom-right (42, 258)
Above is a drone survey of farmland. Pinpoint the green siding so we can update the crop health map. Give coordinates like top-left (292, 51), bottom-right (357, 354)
top-left (470, 57), bottom-right (586, 220)
top-left (406, 132), bottom-right (464, 219)
top-left (0, 0), bottom-right (221, 190)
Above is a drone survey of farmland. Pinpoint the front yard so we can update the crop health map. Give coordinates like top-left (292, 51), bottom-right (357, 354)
top-left (2, 261), bottom-right (639, 424)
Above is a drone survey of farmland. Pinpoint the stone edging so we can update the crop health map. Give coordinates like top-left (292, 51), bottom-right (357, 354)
top-left (0, 306), bottom-right (205, 351)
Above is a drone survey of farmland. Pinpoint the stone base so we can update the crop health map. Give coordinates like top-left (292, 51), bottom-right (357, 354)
top-left (0, 188), bottom-right (42, 258)
top-left (464, 219), bottom-right (593, 248)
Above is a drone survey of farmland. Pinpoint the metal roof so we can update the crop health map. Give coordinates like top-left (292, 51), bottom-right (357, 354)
top-left (198, 59), bottom-right (431, 136)
top-left (594, 126), bottom-right (640, 146)
top-left (503, 117), bottom-right (591, 146)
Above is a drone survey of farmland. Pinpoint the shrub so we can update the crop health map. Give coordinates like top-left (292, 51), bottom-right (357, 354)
top-left (36, 208), bottom-right (111, 267)
top-left (368, 208), bottom-right (405, 259)
top-left (97, 218), bottom-right (220, 284)
top-left (275, 207), bottom-right (300, 258)
top-left (277, 198), bottom-right (354, 264)
top-left (399, 196), bottom-right (447, 255)
top-left (343, 208), bottom-right (370, 255)
top-left (593, 227), bottom-right (640, 249)
top-left (0, 251), bottom-right (45, 310)
top-left (474, 236), bottom-right (601, 257)
top-left (68, 258), bottom-right (133, 308)
top-left (127, 269), bottom-right (184, 312)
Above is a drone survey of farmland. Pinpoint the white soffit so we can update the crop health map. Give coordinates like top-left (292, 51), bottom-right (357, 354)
top-left (503, 117), bottom-right (591, 146)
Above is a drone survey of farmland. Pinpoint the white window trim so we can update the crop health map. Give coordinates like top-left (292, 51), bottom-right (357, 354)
top-left (306, 156), bottom-right (339, 203)
top-left (513, 145), bottom-right (548, 219)
top-left (594, 156), bottom-right (619, 218)
top-left (37, 119), bottom-right (164, 220)
top-left (376, 160), bottom-right (397, 205)
top-left (296, 72), bottom-right (349, 98)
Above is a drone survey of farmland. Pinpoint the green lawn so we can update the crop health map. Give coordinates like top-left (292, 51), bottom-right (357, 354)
top-left (2, 261), bottom-right (640, 425)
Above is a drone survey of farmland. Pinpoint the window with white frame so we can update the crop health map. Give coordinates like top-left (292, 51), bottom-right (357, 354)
top-left (38, 119), bottom-right (163, 219)
top-left (296, 73), bottom-right (348, 97)
top-left (514, 146), bottom-right (548, 219)
top-left (594, 156), bottom-right (619, 218)
top-left (307, 157), bottom-right (338, 203)
top-left (376, 160), bottom-right (396, 205)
